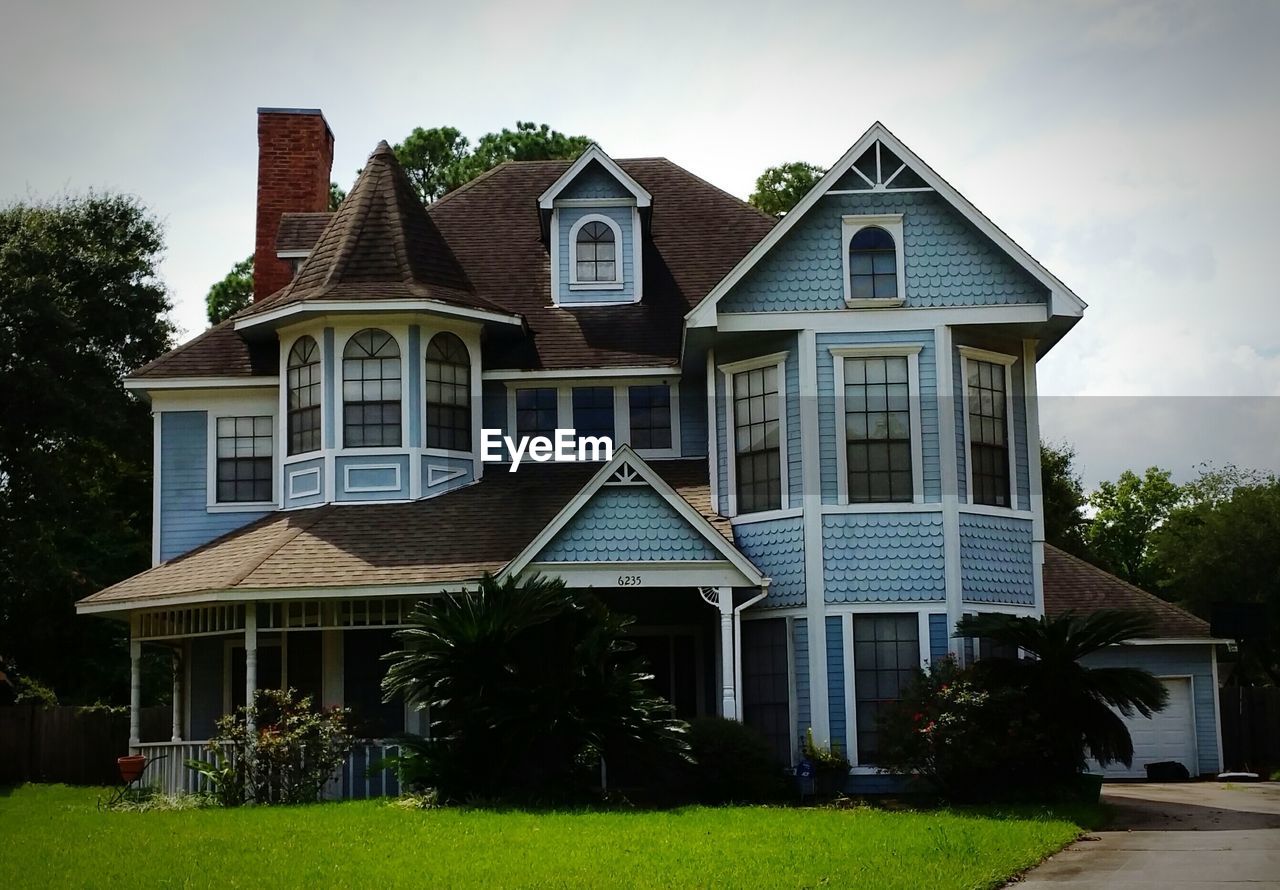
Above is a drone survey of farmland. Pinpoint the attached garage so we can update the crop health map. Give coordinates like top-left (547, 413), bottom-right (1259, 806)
top-left (1043, 545), bottom-right (1225, 778)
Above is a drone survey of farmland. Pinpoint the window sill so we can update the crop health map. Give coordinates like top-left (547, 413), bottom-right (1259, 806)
top-left (843, 297), bottom-right (905, 309)
top-left (207, 501), bottom-right (277, 513)
top-left (568, 281), bottom-right (625, 291)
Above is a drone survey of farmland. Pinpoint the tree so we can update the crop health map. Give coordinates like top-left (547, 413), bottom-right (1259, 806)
top-left (749, 161), bottom-right (826, 216)
top-left (205, 255), bottom-right (253, 325)
top-left (1040, 440), bottom-right (1091, 557)
top-left (0, 193), bottom-right (174, 701)
top-left (1086, 467), bottom-right (1181, 588)
top-left (956, 611), bottom-right (1168, 785)
top-left (1152, 469), bottom-right (1280, 684)
top-left (392, 121), bottom-right (592, 205)
top-left (328, 181), bottom-right (345, 211)
top-left (381, 573), bottom-right (687, 803)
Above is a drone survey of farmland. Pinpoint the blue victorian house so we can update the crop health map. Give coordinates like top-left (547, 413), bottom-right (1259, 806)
top-left (80, 108), bottom-right (1223, 794)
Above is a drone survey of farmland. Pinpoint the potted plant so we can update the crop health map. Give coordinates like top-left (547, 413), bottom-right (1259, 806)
top-left (800, 727), bottom-right (850, 798)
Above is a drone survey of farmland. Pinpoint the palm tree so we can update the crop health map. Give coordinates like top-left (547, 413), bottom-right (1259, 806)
top-left (381, 573), bottom-right (687, 802)
top-left (955, 610), bottom-right (1168, 779)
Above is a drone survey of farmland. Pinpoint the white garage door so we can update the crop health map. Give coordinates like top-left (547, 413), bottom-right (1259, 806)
top-left (1095, 677), bottom-right (1196, 779)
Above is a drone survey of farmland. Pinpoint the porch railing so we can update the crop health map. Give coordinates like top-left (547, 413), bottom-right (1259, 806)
top-left (133, 739), bottom-right (402, 799)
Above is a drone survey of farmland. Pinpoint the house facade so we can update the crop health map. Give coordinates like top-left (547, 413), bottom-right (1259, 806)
top-left (78, 108), bottom-right (1223, 794)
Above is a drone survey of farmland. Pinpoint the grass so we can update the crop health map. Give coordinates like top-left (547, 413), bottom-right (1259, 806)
top-left (1, 784), bottom-right (1101, 889)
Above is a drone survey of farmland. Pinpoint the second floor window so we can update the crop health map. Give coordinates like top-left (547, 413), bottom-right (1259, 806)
top-left (967, 358), bottom-right (1011, 507)
top-left (287, 336), bottom-right (321, 456)
top-left (425, 332), bottom-right (471, 451)
top-left (629, 385), bottom-right (672, 450)
top-left (516, 387), bottom-right (558, 438)
top-left (343, 329), bottom-right (401, 448)
top-left (732, 365), bottom-right (782, 514)
top-left (572, 387), bottom-right (614, 440)
top-left (216, 415), bottom-right (273, 503)
top-left (848, 226), bottom-right (898, 300)
top-left (575, 220), bottom-right (617, 283)
top-left (844, 356), bottom-right (912, 503)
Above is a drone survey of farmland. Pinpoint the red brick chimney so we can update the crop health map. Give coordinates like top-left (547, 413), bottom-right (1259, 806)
top-left (254, 108), bottom-right (334, 301)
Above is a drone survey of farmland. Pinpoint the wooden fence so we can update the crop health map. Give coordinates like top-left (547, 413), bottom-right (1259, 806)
top-left (1220, 686), bottom-right (1280, 776)
top-left (0, 705), bottom-right (169, 786)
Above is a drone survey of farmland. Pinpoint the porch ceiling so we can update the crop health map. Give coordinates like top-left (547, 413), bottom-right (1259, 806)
top-left (78, 458), bottom-right (739, 614)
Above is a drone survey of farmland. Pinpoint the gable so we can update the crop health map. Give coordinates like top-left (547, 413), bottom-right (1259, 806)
top-left (720, 189), bottom-right (1048, 313)
top-left (536, 485), bottom-right (722, 562)
top-left (559, 160), bottom-right (634, 200)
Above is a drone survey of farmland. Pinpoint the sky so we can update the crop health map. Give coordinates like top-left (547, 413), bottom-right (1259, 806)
top-left (1, 0), bottom-right (1276, 489)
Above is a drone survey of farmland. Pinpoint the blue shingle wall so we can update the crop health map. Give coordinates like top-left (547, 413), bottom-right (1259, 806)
top-left (815, 330), bottom-right (939, 503)
top-left (733, 516), bottom-right (806, 608)
top-left (929, 613), bottom-right (950, 664)
top-left (794, 618), bottom-right (810, 756)
top-left (558, 160), bottom-right (633, 200)
top-left (679, 374), bottom-right (706, 457)
top-left (1079, 645), bottom-right (1220, 775)
top-left (159, 411), bottom-right (268, 562)
top-left (822, 512), bottom-right (946, 602)
top-left (557, 205), bottom-right (634, 305)
top-left (959, 513), bottom-right (1035, 604)
top-left (537, 487), bottom-right (721, 561)
top-left (720, 191), bottom-right (1048, 313)
top-left (827, 616), bottom-right (846, 755)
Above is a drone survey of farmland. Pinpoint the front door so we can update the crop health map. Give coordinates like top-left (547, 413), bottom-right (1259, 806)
top-left (629, 631), bottom-right (702, 719)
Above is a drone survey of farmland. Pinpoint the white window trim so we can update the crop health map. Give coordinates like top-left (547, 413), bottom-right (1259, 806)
top-left (336, 325), bottom-right (409, 453)
top-left (719, 351), bottom-right (790, 518)
top-left (503, 379), bottom-right (681, 460)
top-left (286, 465), bottom-right (322, 499)
top-left (830, 345), bottom-right (925, 507)
top-left (840, 214), bottom-right (906, 309)
top-left (567, 213), bottom-right (625, 290)
top-left (205, 402), bottom-right (279, 512)
top-left (957, 345), bottom-right (1020, 510)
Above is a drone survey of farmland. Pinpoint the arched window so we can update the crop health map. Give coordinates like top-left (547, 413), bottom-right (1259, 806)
top-left (286, 336), bottom-right (321, 456)
top-left (425, 332), bottom-right (471, 451)
top-left (849, 226), bottom-right (898, 300)
top-left (575, 219), bottom-right (617, 283)
top-left (342, 329), bottom-right (401, 448)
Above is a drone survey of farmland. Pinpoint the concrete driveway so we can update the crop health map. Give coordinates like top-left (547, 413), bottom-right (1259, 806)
top-left (1017, 782), bottom-right (1280, 888)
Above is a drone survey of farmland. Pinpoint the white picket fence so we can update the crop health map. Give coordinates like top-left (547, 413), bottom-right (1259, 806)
top-left (133, 740), bottom-right (401, 799)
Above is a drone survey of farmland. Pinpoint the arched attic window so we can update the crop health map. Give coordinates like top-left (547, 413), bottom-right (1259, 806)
top-left (573, 217), bottom-right (619, 284)
top-left (287, 336), bottom-right (321, 456)
top-left (343, 328), bottom-right (402, 448)
top-left (848, 226), bottom-right (898, 300)
top-left (425, 332), bottom-right (471, 451)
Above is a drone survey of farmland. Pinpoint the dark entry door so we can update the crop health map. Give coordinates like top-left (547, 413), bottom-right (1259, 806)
top-left (630, 633), bottom-right (699, 719)
top-left (740, 618), bottom-right (792, 764)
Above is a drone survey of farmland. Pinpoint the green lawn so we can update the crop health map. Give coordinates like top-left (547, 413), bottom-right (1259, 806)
top-left (1, 784), bottom-right (1098, 889)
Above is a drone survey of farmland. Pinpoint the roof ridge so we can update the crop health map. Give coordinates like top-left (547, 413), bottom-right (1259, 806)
top-left (226, 506), bottom-right (334, 589)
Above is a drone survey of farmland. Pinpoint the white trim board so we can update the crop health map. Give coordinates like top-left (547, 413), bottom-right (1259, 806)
top-left (234, 300), bottom-right (522, 331)
top-left (685, 122), bottom-right (1086, 328)
top-left (537, 144), bottom-right (652, 209)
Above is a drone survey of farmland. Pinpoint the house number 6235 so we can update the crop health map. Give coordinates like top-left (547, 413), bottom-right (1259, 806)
top-left (617, 575), bottom-right (642, 587)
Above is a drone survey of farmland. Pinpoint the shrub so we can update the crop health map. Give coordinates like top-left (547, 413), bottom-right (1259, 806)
top-left (187, 688), bottom-right (353, 806)
top-left (381, 574), bottom-right (688, 804)
top-left (683, 718), bottom-right (789, 804)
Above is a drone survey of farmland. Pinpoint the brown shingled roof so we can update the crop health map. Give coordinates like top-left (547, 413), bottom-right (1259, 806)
top-left (131, 153), bottom-right (775, 380)
top-left (1042, 544), bottom-right (1213, 639)
top-left (244, 141), bottom-right (509, 319)
top-left (275, 212), bottom-right (332, 253)
top-left (131, 317), bottom-right (278, 379)
top-left (79, 459), bottom-right (730, 609)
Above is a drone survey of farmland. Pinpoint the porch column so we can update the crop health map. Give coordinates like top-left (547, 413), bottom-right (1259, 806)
top-left (244, 604), bottom-right (258, 734)
top-left (170, 647), bottom-right (183, 742)
top-left (716, 588), bottom-right (737, 720)
top-left (129, 615), bottom-right (142, 747)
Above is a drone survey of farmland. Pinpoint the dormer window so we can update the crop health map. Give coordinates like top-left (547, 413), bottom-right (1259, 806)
top-left (570, 215), bottom-right (623, 287)
top-left (841, 214), bottom-right (906, 307)
top-left (343, 328), bottom-right (402, 448)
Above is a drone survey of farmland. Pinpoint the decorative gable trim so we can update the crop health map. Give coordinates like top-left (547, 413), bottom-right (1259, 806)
top-left (502, 445), bottom-right (767, 586)
top-left (686, 122), bottom-right (1086, 327)
top-left (538, 145), bottom-right (652, 209)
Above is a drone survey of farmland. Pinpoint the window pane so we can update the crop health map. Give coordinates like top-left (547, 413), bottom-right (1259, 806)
top-left (215, 415), bottom-right (274, 503)
top-left (967, 358), bottom-right (1011, 506)
top-left (425, 333), bottom-right (471, 451)
top-left (852, 614), bottom-right (919, 763)
top-left (733, 366), bottom-right (781, 512)
top-left (572, 387), bottom-right (615, 441)
top-left (342, 329), bottom-right (402, 449)
top-left (844, 356), bottom-right (912, 504)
